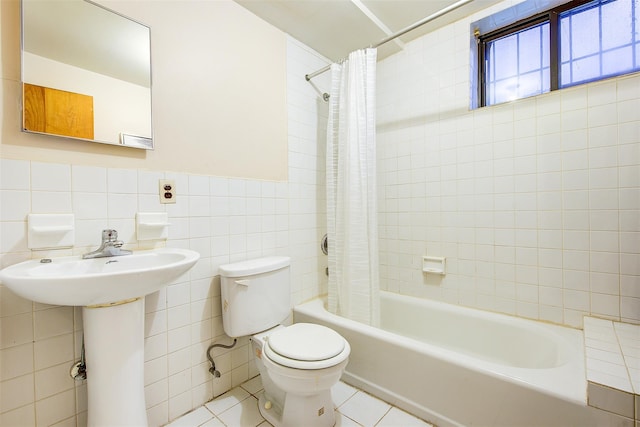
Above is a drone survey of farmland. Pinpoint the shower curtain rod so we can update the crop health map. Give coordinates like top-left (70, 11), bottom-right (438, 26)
top-left (305, 0), bottom-right (474, 82)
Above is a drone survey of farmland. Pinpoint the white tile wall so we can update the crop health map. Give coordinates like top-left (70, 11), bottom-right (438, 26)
top-left (3, 0), bottom-right (638, 423)
top-left (376, 0), bottom-right (640, 328)
top-left (0, 37), bottom-right (329, 427)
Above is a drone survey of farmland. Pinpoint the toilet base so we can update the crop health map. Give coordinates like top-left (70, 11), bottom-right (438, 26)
top-left (258, 389), bottom-right (336, 427)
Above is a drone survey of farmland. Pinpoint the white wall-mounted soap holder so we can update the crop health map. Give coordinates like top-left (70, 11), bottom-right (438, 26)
top-left (136, 212), bottom-right (170, 241)
top-left (28, 213), bottom-right (75, 249)
top-left (422, 256), bottom-right (446, 275)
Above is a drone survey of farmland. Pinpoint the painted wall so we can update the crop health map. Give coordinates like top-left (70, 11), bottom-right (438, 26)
top-left (1, 0), bottom-right (288, 181)
top-left (376, 0), bottom-right (640, 328)
top-left (3, 0), bottom-right (637, 423)
top-left (0, 0), bottom-right (330, 422)
top-left (0, 36), bottom-right (329, 426)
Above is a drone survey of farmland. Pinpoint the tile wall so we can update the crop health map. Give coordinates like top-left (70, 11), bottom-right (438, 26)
top-left (0, 37), bottom-right (330, 427)
top-left (3, 0), bottom-right (638, 424)
top-left (375, 0), bottom-right (640, 329)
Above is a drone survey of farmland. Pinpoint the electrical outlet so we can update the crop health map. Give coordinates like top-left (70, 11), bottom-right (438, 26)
top-left (159, 179), bottom-right (176, 204)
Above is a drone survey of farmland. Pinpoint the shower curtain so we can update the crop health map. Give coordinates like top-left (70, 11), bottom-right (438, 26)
top-left (326, 48), bottom-right (379, 327)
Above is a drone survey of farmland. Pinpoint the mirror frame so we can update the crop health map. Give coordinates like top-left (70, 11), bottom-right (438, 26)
top-left (20, 0), bottom-right (153, 149)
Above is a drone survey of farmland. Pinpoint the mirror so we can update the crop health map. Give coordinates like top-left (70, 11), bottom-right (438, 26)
top-left (21, 0), bottom-right (153, 149)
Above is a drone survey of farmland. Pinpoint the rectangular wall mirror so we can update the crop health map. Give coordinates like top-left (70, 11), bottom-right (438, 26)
top-left (21, 0), bottom-right (153, 149)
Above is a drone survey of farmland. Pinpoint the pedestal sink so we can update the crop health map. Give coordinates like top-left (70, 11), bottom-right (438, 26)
top-left (0, 248), bottom-right (200, 426)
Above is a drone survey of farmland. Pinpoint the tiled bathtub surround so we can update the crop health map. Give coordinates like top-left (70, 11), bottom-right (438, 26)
top-left (584, 317), bottom-right (639, 394)
top-left (584, 316), bottom-right (639, 423)
top-left (375, 0), bottom-right (640, 328)
top-left (2, 0), bottom-right (639, 424)
top-left (0, 37), bottom-right (330, 426)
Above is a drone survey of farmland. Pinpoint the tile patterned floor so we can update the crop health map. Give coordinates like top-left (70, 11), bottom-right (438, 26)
top-left (166, 376), bottom-right (433, 427)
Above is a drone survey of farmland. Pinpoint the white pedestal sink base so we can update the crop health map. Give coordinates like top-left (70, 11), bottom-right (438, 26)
top-left (0, 248), bottom-right (201, 425)
top-left (83, 298), bottom-right (147, 426)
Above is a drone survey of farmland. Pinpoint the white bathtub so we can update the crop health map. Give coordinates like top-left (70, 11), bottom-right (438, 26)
top-left (294, 291), bottom-right (614, 426)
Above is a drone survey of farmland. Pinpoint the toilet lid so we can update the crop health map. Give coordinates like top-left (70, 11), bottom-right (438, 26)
top-left (267, 323), bottom-right (345, 361)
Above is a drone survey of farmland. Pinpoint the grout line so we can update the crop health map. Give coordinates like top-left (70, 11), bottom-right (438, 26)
top-left (612, 321), bottom-right (634, 392)
top-left (373, 406), bottom-right (394, 427)
top-left (174, 382), bottom-right (438, 427)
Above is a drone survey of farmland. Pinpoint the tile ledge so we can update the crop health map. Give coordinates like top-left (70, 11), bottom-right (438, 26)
top-left (583, 316), bottom-right (640, 397)
top-left (586, 381), bottom-right (636, 419)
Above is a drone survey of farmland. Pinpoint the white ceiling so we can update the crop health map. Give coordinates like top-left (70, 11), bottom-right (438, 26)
top-left (23, 0), bottom-right (505, 87)
top-left (233, 0), bottom-right (503, 62)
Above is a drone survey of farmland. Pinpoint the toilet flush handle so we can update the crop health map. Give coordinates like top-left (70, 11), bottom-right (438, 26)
top-left (235, 279), bottom-right (250, 286)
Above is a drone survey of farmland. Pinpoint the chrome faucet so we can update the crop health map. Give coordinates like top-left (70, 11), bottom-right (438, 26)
top-left (82, 229), bottom-right (132, 259)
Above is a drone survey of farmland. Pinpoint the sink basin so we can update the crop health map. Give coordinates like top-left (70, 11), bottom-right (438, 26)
top-left (0, 247), bottom-right (200, 306)
top-left (0, 246), bottom-right (201, 425)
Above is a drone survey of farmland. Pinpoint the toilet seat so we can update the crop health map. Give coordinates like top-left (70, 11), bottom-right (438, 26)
top-left (264, 323), bottom-right (350, 370)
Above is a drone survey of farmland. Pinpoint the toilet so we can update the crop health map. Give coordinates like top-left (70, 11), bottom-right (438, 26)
top-left (219, 256), bottom-right (350, 427)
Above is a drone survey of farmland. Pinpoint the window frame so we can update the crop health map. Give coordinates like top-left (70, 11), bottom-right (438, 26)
top-left (477, 0), bottom-right (627, 107)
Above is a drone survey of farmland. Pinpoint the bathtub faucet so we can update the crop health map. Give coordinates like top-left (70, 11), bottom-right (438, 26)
top-left (82, 229), bottom-right (132, 259)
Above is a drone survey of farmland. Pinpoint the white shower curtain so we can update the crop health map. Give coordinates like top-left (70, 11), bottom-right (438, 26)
top-left (326, 48), bottom-right (379, 326)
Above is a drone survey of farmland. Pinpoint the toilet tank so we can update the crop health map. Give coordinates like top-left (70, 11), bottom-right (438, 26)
top-left (219, 256), bottom-right (291, 338)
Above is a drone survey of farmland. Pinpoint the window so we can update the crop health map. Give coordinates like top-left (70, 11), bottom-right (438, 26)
top-left (478, 0), bottom-right (640, 107)
top-left (484, 21), bottom-right (551, 105)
